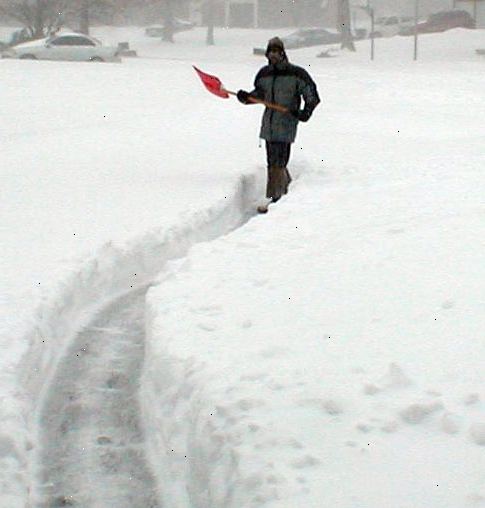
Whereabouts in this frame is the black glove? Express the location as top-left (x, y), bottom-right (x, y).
top-left (237, 90), bottom-right (250, 104)
top-left (291, 109), bottom-right (311, 122)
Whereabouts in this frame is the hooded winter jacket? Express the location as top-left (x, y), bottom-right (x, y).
top-left (246, 57), bottom-right (320, 143)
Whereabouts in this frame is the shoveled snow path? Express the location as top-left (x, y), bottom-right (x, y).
top-left (26, 173), bottom-right (264, 507)
top-left (36, 287), bottom-right (160, 508)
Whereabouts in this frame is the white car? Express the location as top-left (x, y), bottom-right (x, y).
top-left (371, 16), bottom-right (415, 38)
top-left (1, 32), bottom-right (121, 62)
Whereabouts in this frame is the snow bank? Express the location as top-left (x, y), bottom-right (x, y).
top-left (144, 164), bottom-right (485, 507)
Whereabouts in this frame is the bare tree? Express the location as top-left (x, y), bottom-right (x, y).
top-left (337, 0), bottom-right (355, 51)
top-left (205, 0), bottom-right (214, 45)
top-left (78, 0), bottom-right (89, 33)
top-left (0, 0), bottom-right (118, 39)
top-left (76, 0), bottom-right (116, 35)
top-left (161, 0), bottom-right (174, 42)
top-left (0, 0), bottom-right (66, 39)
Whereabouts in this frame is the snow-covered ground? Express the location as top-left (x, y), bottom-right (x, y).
top-left (1, 26), bottom-right (484, 507)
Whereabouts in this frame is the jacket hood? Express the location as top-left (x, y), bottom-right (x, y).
top-left (265, 36), bottom-right (288, 62)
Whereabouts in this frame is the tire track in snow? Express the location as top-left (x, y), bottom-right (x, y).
top-left (36, 287), bottom-right (160, 507)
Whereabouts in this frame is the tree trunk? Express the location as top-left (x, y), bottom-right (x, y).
top-left (337, 0), bottom-right (355, 51)
top-left (163, 0), bottom-right (174, 42)
top-left (79, 0), bottom-right (89, 35)
top-left (33, 0), bottom-right (45, 38)
top-left (206, 0), bottom-right (215, 45)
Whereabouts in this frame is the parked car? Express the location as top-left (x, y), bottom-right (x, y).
top-left (281, 27), bottom-right (343, 48)
top-left (145, 18), bottom-right (195, 37)
top-left (253, 27), bottom-right (342, 54)
top-left (370, 15), bottom-right (414, 38)
top-left (399, 9), bottom-right (475, 35)
top-left (1, 32), bottom-right (121, 62)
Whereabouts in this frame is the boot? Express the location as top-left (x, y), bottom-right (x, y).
top-left (266, 165), bottom-right (291, 202)
top-left (285, 167), bottom-right (292, 187)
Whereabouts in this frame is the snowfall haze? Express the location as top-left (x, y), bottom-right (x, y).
top-left (1, 17), bottom-right (484, 508)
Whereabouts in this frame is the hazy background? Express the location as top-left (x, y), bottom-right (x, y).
top-left (0, 0), bottom-right (480, 33)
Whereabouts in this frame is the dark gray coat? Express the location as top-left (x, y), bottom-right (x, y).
top-left (248, 61), bottom-right (320, 143)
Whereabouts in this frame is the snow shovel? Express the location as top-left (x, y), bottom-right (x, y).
top-left (193, 66), bottom-right (289, 114)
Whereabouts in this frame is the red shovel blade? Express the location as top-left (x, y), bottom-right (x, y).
top-left (193, 66), bottom-right (230, 99)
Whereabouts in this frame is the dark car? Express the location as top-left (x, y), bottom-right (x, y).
top-left (281, 28), bottom-right (343, 48)
top-left (400, 9), bottom-right (475, 35)
top-left (253, 27), bottom-right (342, 54)
top-left (145, 18), bottom-right (195, 37)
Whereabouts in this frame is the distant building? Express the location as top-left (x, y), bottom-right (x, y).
top-left (190, 0), bottom-right (338, 28)
top-left (190, 0), bottom-right (484, 30)
top-left (224, 0), bottom-right (259, 27)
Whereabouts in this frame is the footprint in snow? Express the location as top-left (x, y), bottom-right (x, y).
top-left (105, 372), bottom-right (129, 390)
top-left (469, 422), bottom-right (485, 446)
top-left (363, 363), bottom-right (412, 396)
top-left (399, 400), bottom-right (444, 424)
top-left (464, 393), bottom-right (480, 406)
top-left (196, 321), bottom-right (217, 332)
top-left (440, 412), bottom-right (462, 435)
top-left (236, 398), bottom-right (265, 411)
top-left (297, 398), bottom-right (344, 416)
top-left (345, 440), bottom-right (358, 448)
top-left (0, 435), bottom-right (19, 459)
top-left (441, 299), bottom-right (455, 309)
top-left (380, 420), bottom-right (399, 434)
top-left (467, 492), bottom-right (485, 506)
top-left (356, 423), bottom-right (374, 433)
top-left (194, 304), bottom-right (222, 316)
top-left (291, 454), bottom-right (321, 469)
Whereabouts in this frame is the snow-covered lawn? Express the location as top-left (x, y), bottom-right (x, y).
top-left (1, 26), bottom-right (484, 507)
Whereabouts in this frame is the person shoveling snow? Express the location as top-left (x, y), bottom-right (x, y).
top-left (237, 37), bottom-right (320, 211)
top-left (194, 37), bottom-right (320, 212)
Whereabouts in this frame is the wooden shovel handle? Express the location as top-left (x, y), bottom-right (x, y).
top-left (225, 90), bottom-right (289, 114)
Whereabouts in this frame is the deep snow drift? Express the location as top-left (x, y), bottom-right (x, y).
top-left (1, 25), bottom-right (484, 507)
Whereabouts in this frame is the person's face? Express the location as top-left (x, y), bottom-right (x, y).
top-left (268, 48), bottom-right (283, 65)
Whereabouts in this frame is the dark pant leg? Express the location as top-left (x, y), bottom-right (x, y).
top-left (266, 142), bottom-right (291, 168)
top-left (283, 143), bottom-right (292, 185)
top-left (265, 142), bottom-right (292, 201)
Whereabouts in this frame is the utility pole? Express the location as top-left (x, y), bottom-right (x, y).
top-left (369, 2), bottom-right (374, 61)
top-left (413, 0), bottom-right (419, 60)
top-left (163, 0), bottom-right (174, 43)
top-left (253, 0), bottom-right (258, 28)
top-left (338, 0), bottom-right (356, 51)
top-left (356, 3), bottom-right (374, 60)
top-left (206, 0), bottom-right (215, 45)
